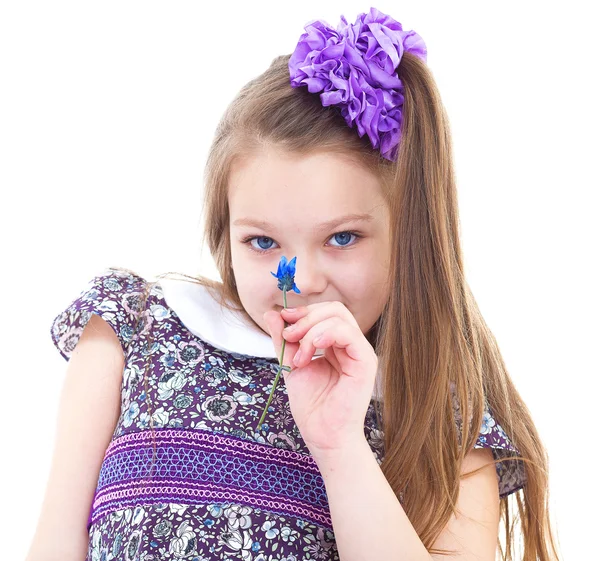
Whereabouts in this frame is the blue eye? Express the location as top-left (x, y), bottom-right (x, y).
top-left (241, 231), bottom-right (363, 254)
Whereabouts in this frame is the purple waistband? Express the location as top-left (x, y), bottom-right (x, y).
top-left (88, 428), bottom-right (332, 531)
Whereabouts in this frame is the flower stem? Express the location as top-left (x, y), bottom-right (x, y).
top-left (256, 290), bottom-right (289, 432)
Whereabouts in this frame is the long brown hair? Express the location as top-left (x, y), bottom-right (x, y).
top-left (122, 51), bottom-right (560, 560)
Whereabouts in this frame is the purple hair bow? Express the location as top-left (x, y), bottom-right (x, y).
top-left (288, 7), bottom-right (427, 161)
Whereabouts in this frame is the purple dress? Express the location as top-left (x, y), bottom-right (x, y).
top-left (50, 268), bottom-right (526, 561)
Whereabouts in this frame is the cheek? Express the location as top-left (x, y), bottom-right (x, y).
top-left (343, 270), bottom-right (381, 296)
top-left (235, 278), bottom-right (272, 307)
top-left (229, 244), bottom-right (246, 269)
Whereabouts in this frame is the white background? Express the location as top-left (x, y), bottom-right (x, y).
top-left (1, 1), bottom-right (598, 559)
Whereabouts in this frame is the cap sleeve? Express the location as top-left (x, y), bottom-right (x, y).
top-left (474, 406), bottom-right (527, 498)
top-left (50, 267), bottom-right (148, 361)
top-left (451, 383), bottom-right (527, 499)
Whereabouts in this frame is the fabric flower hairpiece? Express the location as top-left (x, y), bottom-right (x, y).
top-left (257, 256), bottom-right (301, 430)
top-left (288, 7), bottom-right (427, 161)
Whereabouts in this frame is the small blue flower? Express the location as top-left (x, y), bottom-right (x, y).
top-left (271, 256), bottom-right (301, 293)
top-left (256, 256), bottom-right (301, 431)
top-left (251, 541), bottom-right (260, 552)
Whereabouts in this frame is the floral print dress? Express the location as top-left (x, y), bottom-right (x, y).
top-left (49, 267), bottom-right (526, 561)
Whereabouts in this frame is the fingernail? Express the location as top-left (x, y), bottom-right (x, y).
top-left (293, 349), bottom-right (302, 365)
top-left (283, 307), bottom-right (296, 313)
top-left (284, 324), bottom-right (296, 332)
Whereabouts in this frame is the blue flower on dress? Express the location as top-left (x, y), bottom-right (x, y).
top-left (271, 255), bottom-right (301, 294)
top-left (208, 504), bottom-right (224, 517)
top-left (280, 525), bottom-right (300, 543)
top-left (261, 520), bottom-right (280, 539)
top-left (150, 303), bottom-right (170, 320)
top-left (123, 401), bottom-right (140, 428)
top-left (136, 411), bottom-right (150, 429)
top-left (252, 430), bottom-right (267, 444)
top-left (480, 410), bottom-right (496, 435)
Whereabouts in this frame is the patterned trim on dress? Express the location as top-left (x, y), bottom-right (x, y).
top-left (90, 428), bottom-right (333, 531)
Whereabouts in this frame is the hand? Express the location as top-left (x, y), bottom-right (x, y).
top-left (263, 302), bottom-right (377, 458)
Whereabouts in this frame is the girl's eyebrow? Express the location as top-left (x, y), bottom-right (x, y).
top-left (232, 213), bottom-right (374, 233)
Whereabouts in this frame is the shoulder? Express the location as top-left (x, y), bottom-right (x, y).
top-left (50, 266), bottom-right (151, 361)
top-left (460, 446), bottom-right (496, 475)
top-left (431, 446), bottom-right (500, 560)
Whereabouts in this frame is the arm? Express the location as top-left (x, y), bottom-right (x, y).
top-left (313, 437), bottom-right (500, 561)
top-left (25, 314), bottom-right (125, 561)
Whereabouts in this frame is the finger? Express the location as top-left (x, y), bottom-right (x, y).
top-left (295, 317), bottom-right (377, 378)
top-left (279, 306), bottom-right (309, 321)
top-left (281, 301), bottom-right (360, 344)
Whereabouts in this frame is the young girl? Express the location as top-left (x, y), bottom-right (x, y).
top-left (28, 7), bottom-right (560, 561)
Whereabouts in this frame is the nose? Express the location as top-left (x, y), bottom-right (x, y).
top-left (284, 256), bottom-right (328, 302)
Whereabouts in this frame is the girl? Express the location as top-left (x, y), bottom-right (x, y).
top-left (28, 7), bottom-right (560, 561)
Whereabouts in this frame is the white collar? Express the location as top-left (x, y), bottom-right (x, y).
top-left (158, 277), bottom-right (383, 399)
top-left (158, 277), bottom-right (279, 358)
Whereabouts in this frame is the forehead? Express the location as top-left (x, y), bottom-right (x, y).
top-left (228, 149), bottom-right (386, 219)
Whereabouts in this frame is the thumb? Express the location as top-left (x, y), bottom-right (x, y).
top-left (263, 310), bottom-right (282, 345)
top-left (263, 310), bottom-right (297, 365)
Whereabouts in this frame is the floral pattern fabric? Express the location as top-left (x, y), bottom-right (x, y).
top-left (50, 268), bottom-right (526, 560)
